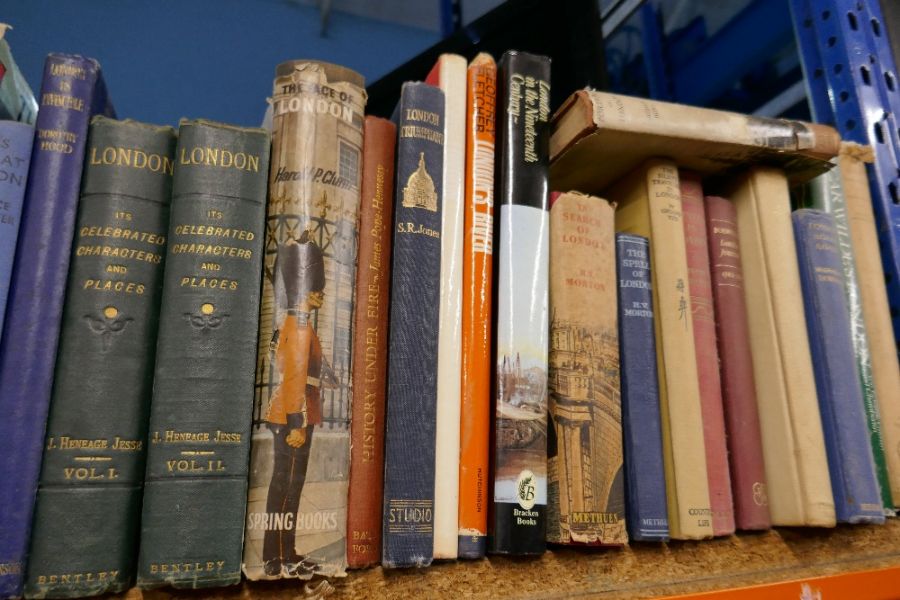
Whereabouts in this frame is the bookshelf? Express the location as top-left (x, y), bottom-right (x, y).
top-left (4, 3), bottom-right (900, 599)
top-left (129, 520), bottom-right (900, 599)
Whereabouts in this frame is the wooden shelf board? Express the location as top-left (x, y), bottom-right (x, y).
top-left (134, 518), bottom-right (900, 599)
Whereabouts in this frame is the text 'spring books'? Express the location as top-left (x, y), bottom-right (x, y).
top-left (242, 61), bottom-right (366, 581)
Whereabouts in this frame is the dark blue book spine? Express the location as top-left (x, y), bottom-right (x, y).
top-left (793, 209), bottom-right (884, 524)
top-left (0, 55), bottom-right (114, 597)
top-left (0, 121), bottom-right (33, 340)
top-left (382, 82), bottom-right (444, 568)
top-left (616, 233), bottom-right (669, 541)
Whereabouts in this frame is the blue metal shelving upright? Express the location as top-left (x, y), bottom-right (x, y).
top-left (790, 0), bottom-right (900, 350)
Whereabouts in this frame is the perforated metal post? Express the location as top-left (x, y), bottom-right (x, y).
top-left (791, 0), bottom-right (900, 350)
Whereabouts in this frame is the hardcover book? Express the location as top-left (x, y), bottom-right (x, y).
top-left (793, 209), bottom-right (884, 524)
top-left (0, 30), bottom-right (37, 124)
top-left (547, 191), bottom-right (626, 546)
top-left (346, 116), bottom-right (396, 569)
top-left (490, 50), bottom-right (551, 556)
top-left (727, 167), bottom-right (834, 527)
top-left (458, 52), bottom-right (496, 559)
top-left (608, 159), bottom-right (712, 540)
top-left (242, 61), bottom-right (366, 581)
top-left (425, 53), bottom-right (466, 560)
top-left (839, 143), bottom-right (900, 505)
top-left (616, 233), bottom-right (669, 542)
top-left (680, 173), bottom-right (735, 536)
top-left (0, 120), bottom-right (32, 339)
top-left (137, 120), bottom-right (269, 589)
top-left (25, 117), bottom-right (176, 598)
top-left (549, 90), bottom-right (839, 194)
top-left (0, 54), bottom-right (114, 598)
top-left (807, 165), bottom-right (893, 511)
top-left (381, 81), bottom-right (444, 568)
top-left (704, 195), bottom-right (771, 531)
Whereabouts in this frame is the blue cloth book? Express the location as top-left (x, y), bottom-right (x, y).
top-left (0, 54), bottom-right (114, 597)
top-left (381, 81), bottom-right (444, 568)
top-left (616, 233), bottom-right (669, 541)
top-left (793, 209), bottom-right (884, 524)
top-left (0, 120), bottom-right (33, 341)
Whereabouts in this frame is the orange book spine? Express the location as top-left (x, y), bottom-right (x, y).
top-left (458, 53), bottom-right (496, 559)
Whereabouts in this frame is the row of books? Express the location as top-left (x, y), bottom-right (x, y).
top-left (0, 34), bottom-right (899, 600)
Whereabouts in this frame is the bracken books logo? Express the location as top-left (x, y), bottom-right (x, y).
top-left (517, 470), bottom-right (537, 510)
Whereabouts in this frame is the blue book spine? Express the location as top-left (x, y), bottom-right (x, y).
top-left (381, 82), bottom-right (444, 568)
top-left (0, 121), bottom-right (33, 340)
top-left (616, 233), bottom-right (669, 541)
top-left (0, 54), bottom-right (114, 597)
top-left (793, 209), bottom-right (884, 524)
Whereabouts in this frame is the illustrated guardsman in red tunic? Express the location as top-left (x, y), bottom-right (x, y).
top-left (263, 232), bottom-right (325, 577)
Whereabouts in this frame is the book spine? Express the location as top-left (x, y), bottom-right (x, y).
top-left (428, 53), bottom-right (466, 560)
top-left (347, 116), bottom-right (395, 569)
top-left (0, 121), bottom-right (32, 337)
top-left (242, 61), bottom-right (366, 581)
top-left (137, 120), bottom-right (269, 589)
top-left (25, 117), bottom-right (175, 598)
top-left (840, 144), bottom-right (900, 506)
top-left (0, 54), bottom-right (112, 598)
top-left (679, 173), bottom-right (735, 536)
top-left (489, 50), bottom-right (550, 556)
top-left (704, 195), bottom-right (771, 531)
top-left (731, 167), bottom-right (834, 526)
top-left (793, 209), bottom-right (884, 524)
top-left (616, 233), bottom-right (669, 542)
top-left (547, 192), bottom-right (626, 546)
top-left (458, 53), bottom-right (496, 559)
top-left (808, 167), bottom-right (894, 511)
top-left (382, 81), bottom-right (444, 568)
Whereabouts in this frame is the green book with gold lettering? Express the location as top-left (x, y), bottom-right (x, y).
top-left (136, 119), bottom-right (269, 589)
top-left (24, 117), bottom-right (175, 599)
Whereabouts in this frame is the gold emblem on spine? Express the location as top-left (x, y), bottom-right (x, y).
top-left (402, 152), bottom-right (438, 212)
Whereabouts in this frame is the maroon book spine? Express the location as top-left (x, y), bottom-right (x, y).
top-left (680, 173), bottom-right (735, 536)
top-left (346, 116), bottom-right (396, 568)
top-left (704, 194), bottom-right (772, 530)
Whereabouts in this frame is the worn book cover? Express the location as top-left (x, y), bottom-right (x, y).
top-left (549, 90), bottom-right (838, 195)
top-left (425, 53), bottom-right (466, 560)
top-left (680, 173), bottom-right (734, 536)
top-left (840, 143), bottom-right (900, 506)
top-left (806, 165), bottom-right (893, 512)
top-left (490, 50), bottom-right (551, 556)
top-left (0, 54), bottom-right (114, 598)
top-left (25, 117), bottom-right (175, 598)
top-left (546, 191), bottom-right (626, 546)
top-left (0, 120), bottom-right (31, 339)
top-left (704, 195), bottom-right (771, 531)
top-left (616, 233), bottom-right (669, 542)
top-left (346, 116), bottom-right (395, 569)
top-left (458, 52), bottom-right (496, 559)
top-left (137, 120), bottom-right (269, 589)
top-left (727, 167), bottom-right (834, 527)
top-left (609, 160), bottom-right (712, 540)
top-left (793, 209), bottom-right (884, 524)
top-left (381, 81), bottom-right (444, 569)
top-left (242, 61), bottom-right (366, 581)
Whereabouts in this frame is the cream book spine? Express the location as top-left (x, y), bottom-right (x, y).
top-left (729, 167), bottom-right (835, 527)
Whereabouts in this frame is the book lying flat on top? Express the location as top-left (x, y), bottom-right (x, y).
top-left (549, 90), bottom-right (838, 195)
